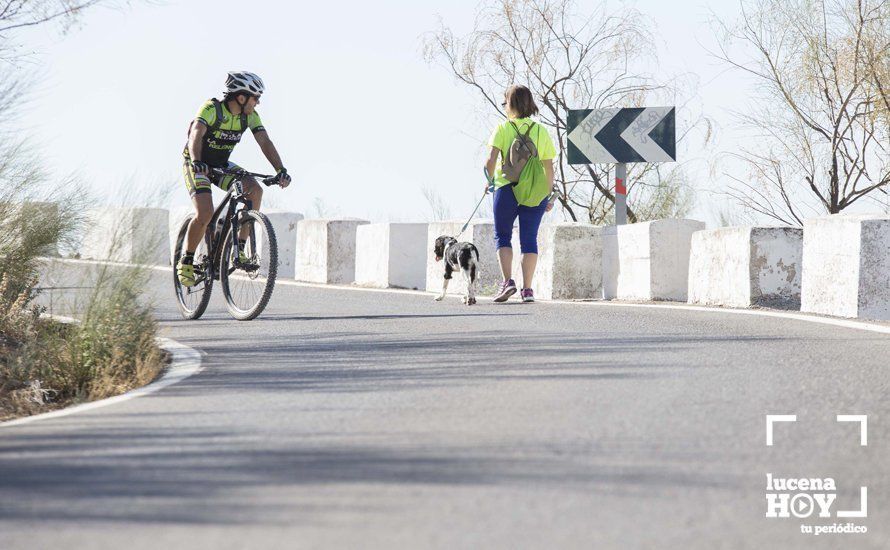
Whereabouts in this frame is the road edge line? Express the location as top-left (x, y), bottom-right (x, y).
top-left (0, 337), bottom-right (202, 429)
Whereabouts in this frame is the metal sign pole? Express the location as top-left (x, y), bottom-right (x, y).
top-left (615, 162), bottom-right (627, 225)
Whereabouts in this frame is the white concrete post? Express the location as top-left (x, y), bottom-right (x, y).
top-left (602, 218), bottom-right (705, 301)
top-left (355, 223), bottom-right (429, 289)
top-left (801, 214), bottom-right (890, 320)
top-left (688, 226), bottom-right (802, 308)
top-left (81, 207), bottom-right (170, 265)
top-left (295, 218), bottom-right (370, 284)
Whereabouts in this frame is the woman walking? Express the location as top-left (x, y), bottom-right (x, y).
top-left (484, 85), bottom-right (557, 303)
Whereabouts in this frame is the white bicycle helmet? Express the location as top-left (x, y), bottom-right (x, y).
top-left (225, 71), bottom-right (265, 97)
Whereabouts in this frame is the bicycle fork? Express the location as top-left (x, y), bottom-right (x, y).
top-left (225, 200), bottom-right (260, 271)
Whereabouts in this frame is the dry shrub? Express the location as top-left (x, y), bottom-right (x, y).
top-left (0, 147), bottom-right (165, 422)
top-left (70, 265), bottom-right (165, 400)
top-left (0, 268), bottom-right (166, 421)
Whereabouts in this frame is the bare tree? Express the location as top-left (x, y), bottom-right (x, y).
top-left (713, 0), bottom-right (890, 225)
top-left (0, 1), bottom-right (102, 33)
top-left (0, 1), bottom-right (141, 62)
top-left (424, 0), bottom-right (705, 224)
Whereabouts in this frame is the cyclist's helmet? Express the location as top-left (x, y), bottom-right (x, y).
top-left (225, 71), bottom-right (265, 97)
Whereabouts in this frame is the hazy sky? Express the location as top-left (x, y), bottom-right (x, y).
top-left (11, 0), bottom-right (752, 225)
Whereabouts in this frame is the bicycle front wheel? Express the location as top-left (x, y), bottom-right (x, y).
top-left (173, 213), bottom-right (213, 320)
top-left (220, 210), bottom-right (278, 321)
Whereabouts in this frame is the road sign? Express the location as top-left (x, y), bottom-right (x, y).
top-left (566, 107), bottom-right (676, 164)
top-left (565, 107), bottom-right (676, 225)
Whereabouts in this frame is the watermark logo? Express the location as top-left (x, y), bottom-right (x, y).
top-left (764, 414), bottom-right (868, 536)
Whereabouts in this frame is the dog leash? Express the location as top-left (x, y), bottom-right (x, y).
top-left (456, 168), bottom-right (496, 239)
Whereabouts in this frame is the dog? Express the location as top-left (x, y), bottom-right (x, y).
top-left (432, 236), bottom-right (479, 305)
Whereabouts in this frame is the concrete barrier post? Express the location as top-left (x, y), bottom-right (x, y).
top-left (602, 218), bottom-right (705, 301)
top-left (541, 223), bottom-right (604, 300)
top-left (81, 207), bottom-right (169, 265)
top-left (14, 202), bottom-right (62, 257)
top-left (262, 210), bottom-right (304, 279)
top-left (801, 214), bottom-right (890, 320)
top-left (355, 223), bottom-right (428, 289)
top-left (688, 226), bottom-right (802, 308)
top-left (295, 218), bottom-right (369, 284)
top-left (510, 223), bottom-right (603, 299)
top-left (167, 206), bottom-right (194, 265)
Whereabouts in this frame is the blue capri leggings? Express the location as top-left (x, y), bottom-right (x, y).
top-left (493, 185), bottom-right (548, 254)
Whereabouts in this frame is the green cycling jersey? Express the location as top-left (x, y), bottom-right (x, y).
top-left (183, 99), bottom-right (266, 167)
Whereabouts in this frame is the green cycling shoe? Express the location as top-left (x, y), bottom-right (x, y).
top-left (237, 249), bottom-right (260, 272)
top-left (177, 260), bottom-right (196, 287)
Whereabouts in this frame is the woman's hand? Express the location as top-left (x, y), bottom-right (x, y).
top-left (484, 147), bottom-right (499, 194)
top-left (545, 190), bottom-right (557, 212)
top-left (543, 160), bottom-right (555, 211)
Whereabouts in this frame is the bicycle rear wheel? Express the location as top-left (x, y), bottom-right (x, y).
top-left (173, 214), bottom-right (213, 320)
top-left (220, 210), bottom-right (277, 321)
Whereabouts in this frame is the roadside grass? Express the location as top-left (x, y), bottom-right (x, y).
top-left (0, 144), bottom-right (168, 422)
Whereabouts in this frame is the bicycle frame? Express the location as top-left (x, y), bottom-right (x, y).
top-left (204, 180), bottom-right (253, 280)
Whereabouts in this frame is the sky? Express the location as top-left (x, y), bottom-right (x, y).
top-left (9, 0), bottom-right (756, 226)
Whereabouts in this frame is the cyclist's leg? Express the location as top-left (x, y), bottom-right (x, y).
top-left (186, 194), bottom-right (214, 251)
top-left (238, 173), bottom-right (263, 241)
top-left (216, 161), bottom-right (239, 195)
top-left (183, 159), bottom-right (214, 253)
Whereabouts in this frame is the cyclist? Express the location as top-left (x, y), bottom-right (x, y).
top-left (178, 71), bottom-right (291, 287)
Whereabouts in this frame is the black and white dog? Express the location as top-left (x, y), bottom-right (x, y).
top-left (432, 236), bottom-right (479, 305)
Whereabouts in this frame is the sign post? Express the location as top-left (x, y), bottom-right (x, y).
top-left (615, 162), bottom-right (627, 226)
top-left (566, 107), bottom-right (676, 225)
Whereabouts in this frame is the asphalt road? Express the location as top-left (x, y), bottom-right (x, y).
top-left (1, 261), bottom-right (889, 549)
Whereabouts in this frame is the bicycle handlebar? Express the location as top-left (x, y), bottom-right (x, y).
top-left (209, 167), bottom-right (280, 187)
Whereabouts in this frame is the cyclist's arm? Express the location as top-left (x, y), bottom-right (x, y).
top-left (253, 130), bottom-right (283, 172)
top-left (188, 122), bottom-right (207, 161)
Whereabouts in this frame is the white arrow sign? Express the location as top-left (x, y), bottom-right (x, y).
top-left (566, 107), bottom-right (619, 164)
top-left (620, 107), bottom-right (675, 163)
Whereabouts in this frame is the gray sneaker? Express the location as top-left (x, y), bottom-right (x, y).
top-left (493, 279), bottom-right (517, 302)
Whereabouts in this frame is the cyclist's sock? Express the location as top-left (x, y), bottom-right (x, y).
top-left (181, 252), bottom-right (194, 265)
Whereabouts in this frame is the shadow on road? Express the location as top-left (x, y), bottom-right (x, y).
top-left (165, 331), bottom-right (790, 395)
top-left (0, 420), bottom-right (745, 527)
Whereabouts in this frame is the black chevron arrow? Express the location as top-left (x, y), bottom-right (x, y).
top-left (648, 108), bottom-right (676, 160)
top-left (594, 108), bottom-right (645, 163)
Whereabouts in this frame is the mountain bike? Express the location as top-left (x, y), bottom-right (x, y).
top-left (172, 167), bottom-right (280, 321)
